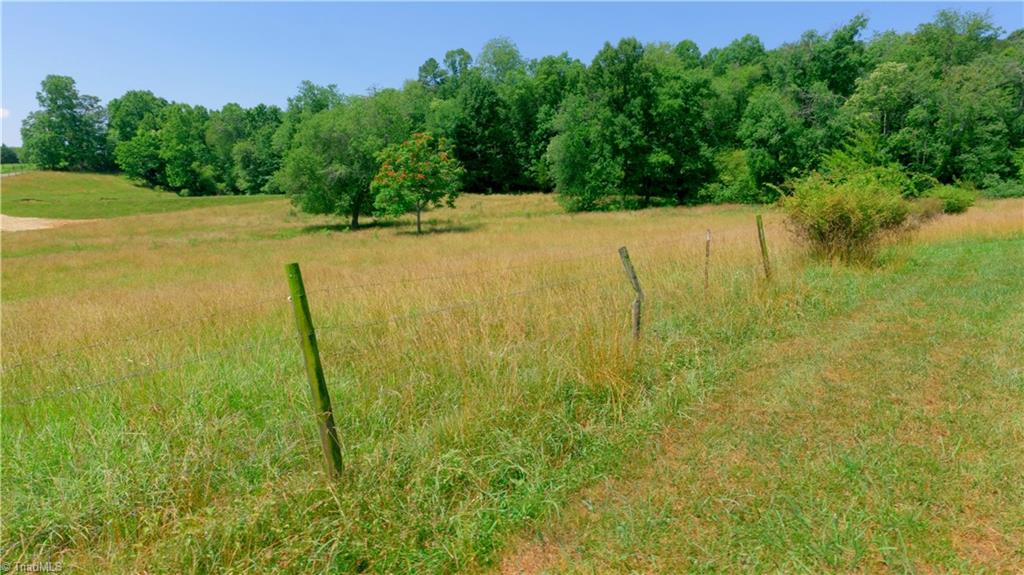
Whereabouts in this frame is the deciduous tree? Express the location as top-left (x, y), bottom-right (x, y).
top-left (372, 132), bottom-right (464, 233)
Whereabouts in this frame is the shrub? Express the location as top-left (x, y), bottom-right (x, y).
top-left (908, 197), bottom-right (945, 225)
top-left (979, 177), bottom-right (1024, 199)
top-left (926, 185), bottom-right (975, 213)
top-left (783, 171), bottom-right (909, 263)
top-left (819, 143), bottom-right (916, 197)
top-left (909, 172), bottom-right (941, 196)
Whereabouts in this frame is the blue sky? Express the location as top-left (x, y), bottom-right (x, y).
top-left (2, 2), bottom-right (1022, 146)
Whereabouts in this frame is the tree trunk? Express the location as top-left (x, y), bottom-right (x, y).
top-left (350, 210), bottom-right (359, 229)
top-left (416, 205), bottom-right (422, 234)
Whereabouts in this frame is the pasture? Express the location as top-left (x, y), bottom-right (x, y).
top-left (1, 177), bottom-right (1022, 572)
top-left (0, 171), bottom-right (276, 219)
top-left (0, 163), bottom-right (36, 175)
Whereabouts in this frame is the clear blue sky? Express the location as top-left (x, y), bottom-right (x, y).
top-left (2, 2), bottom-right (1022, 146)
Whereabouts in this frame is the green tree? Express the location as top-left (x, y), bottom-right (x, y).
top-left (444, 71), bottom-right (518, 192)
top-left (845, 16), bottom-right (1021, 186)
top-left (205, 103), bottom-right (248, 192)
top-left (372, 132), bottom-right (464, 233)
top-left (158, 104), bottom-right (216, 195)
top-left (418, 57), bottom-right (448, 90)
top-left (767, 16), bottom-right (867, 97)
top-left (644, 44), bottom-right (716, 203)
top-left (739, 86), bottom-right (807, 189)
top-left (550, 38), bottom-right (716, 209)
top-left (272, 81), bottom-right (344, 156)
top-left (673, 40), bottom-right (702, 68)
top-left (115, 119), bottom-right (166, 188)
top-left (525, 53), bottom-right (586, 188)
top-left (477, 37), bottom-right (526, 83)
top-left (444, 49), bottom-right (474, 78)
top-left (547, 94), bottom-right (623, 211)
top-left (232, 104), bottom-right (283, 194)
top-left (20, 75), bottom-right (111, 171)
top-left (277, 90), bottom-right (412, 227)
top-left (441, 48), bottom-right (474, 97)
top-left (0, 144), bottom-right (19, 164)
top-left (705, 63), bottom-right (765, 148)
top-left (912, 10), bottom-right (1001, 71)
top-left (704, 34), bottom-right (766, 75)
top-left (585, 38), bottom-right (658, 204)
top-left (107, 90), bottom-right (167, 147)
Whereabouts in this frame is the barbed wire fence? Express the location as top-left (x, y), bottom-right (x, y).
top-left (2, 218), bottom-right (775, 485)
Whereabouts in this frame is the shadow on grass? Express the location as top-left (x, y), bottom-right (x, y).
top-left (299, 219), bottom-right (405, 234)
top-left (300, 219), bottom-right (482, 236)
top-left (395, 222), bottom-right (483, 236)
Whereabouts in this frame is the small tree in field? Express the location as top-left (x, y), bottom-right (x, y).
top-left (372, 133), bottom-right (464, 233)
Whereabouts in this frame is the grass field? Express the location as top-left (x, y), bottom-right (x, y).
top-left (0, 163), bottom-right (36, 175)
top-left (497, 235), bottom-right (1024, 573)
top-left (1, 174), bottom-right (1022, 573)
top-left (0, 171), bottom-right (277, 219)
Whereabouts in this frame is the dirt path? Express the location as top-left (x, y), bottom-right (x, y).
top-left (496, 238), bottom-right (1024, 573)
top-left (0, 214), bottom-right (96, 232)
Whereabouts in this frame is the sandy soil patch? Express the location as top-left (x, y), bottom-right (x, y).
top-left (0, 214), bottom-right (96, 232)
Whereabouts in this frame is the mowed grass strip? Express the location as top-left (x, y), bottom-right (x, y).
top-left (496, 235), bottom-right (1024, 574)
top-left (0, 171), bottom-right (278, 219)
top-left (1, 163), bottom-right (36, 175)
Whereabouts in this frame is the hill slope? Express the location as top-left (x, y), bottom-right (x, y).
top-left (0, 171), bottom-right (278, 219)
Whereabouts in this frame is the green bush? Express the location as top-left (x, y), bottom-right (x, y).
top-left (926, 185), bottom-right (975, 213)
top-left (818, 143), bottom-right (916, 197)
top-left (783, 171), bottom-right (910, 263)
top-left (909, 172), bottom-right (941, 196)
top-left (979, 177), bottom-right (1024, 199)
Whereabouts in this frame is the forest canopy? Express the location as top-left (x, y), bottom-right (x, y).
top-left (19, 10), bottom-right (1024, 219)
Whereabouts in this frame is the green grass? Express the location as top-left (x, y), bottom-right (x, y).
top-left (0, 171), bottom-right (279, 219)
top-left (1, 163), bottom-right (36, 174)
top-left (499, 236), bottom-right (1024, 573)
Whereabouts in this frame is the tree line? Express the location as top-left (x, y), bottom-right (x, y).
top-left (18, 10), bottom-right (1024, 222)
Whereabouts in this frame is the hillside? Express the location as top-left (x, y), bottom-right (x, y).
top-left (0, 171), bottom-right (278, 220)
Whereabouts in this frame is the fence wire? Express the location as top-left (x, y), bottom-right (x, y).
top-left (3, 231), bottom-right (721, 410)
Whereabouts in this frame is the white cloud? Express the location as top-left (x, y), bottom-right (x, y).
top-left (0, 108), bottom-right (9, 119)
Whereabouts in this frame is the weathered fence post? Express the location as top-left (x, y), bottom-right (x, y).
top-left (756, 214), bottom-right (771, 281)
top-left (618, 246), bottom-right (644, 340)
top-left (704, 229), bottom-right (712, 295)
top-left (285, 262), bottom-right (344, 480)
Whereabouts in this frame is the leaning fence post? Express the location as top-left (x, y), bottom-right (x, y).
top-left (285, 262), bottom-right (344, 480)
top-left (704, 229), bottom-right (712, 295)
top-left (756, 214), bottom-right (771, 281)
top-left (618, 246), bottom-right (644, 340)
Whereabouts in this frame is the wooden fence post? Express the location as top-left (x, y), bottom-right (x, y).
top-left (704, 229), bottom-right (711, 295)
top-left (756, 214), bottom-right (771, 281)
top-left (285, 262), bottom-right (344, 480)
top-left (618, 246), bottom-right (644, 340)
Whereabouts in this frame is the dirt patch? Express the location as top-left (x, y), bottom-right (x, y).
top-left (0, 214), bottom-right (97, 232)
top-left (499, 538), bottom-right (567, 575)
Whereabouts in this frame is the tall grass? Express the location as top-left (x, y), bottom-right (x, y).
top-left (2, 193), bottom-right (1022, 572)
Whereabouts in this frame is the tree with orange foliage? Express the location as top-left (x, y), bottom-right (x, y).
top-left (372, 133), bottom-right (464, 233)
